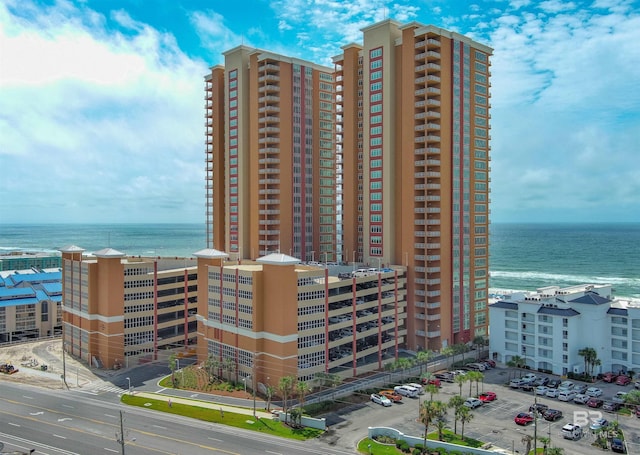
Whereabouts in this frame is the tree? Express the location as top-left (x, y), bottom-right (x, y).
top-left (221, 357), bottom-right (235, 383)
top-left (169, 354), bottom-right (179, 387)
top-left (506, 355), bottom-right (525, 380)
top-left (473, 335), bottom-right (487, 359)
top-left (471, 371), bottom-right (484, 395)
top-left (441, 346), bottom-right (455, 364)
top-left (623, 389), bottom-right (640, 406)
top-left (521, 434), bottom-right (533, 455)
top-left (578, 347), bottom-right (598, 376)
top-left (591, 358), bottom-right (602, 377)
top-left (425, 383), bottom-right (439, 401)
top-left (538, 436), bottom-right (550, 454)
top-left (289, 407), bottom-right (302, 427)
top-left (278, 376), bottom-right (295, 424)
top-left (454, 374), bottom-right (467, 397)
top-left (416, 349), bottom-right (434, 375)
top-left (204, 355), bottom-right (220, 384)
top-left (295, 381), bottom-right (310, 414)
top-left (420, 400), bottom-right (446, 448)
top-left (458, 405), bottom-right (473, 440)
top-left (435, 414), bottom-right (447, 441)
top-left (265, 384), bottom-right (274, 412)
top-left (448, 395), bottom-right (465, 435)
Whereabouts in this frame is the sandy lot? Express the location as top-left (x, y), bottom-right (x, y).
top-left (0, 339), bottom-right (100, 389)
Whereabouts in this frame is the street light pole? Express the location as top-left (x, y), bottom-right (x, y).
top-left (126, 377), bottom-right (131, 395)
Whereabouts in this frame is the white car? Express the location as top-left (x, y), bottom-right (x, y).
top-left (370, 393), bottom-right (392, 407)
top-left (612, 391), bottom-right (628, 403)
top-left (586, 387), bottom-right (603, 397)
top-left (522, 373), bottom-right (537, 382)
top-left (562, 423), bottom-right (583, 440)
top-left (558, 390), bottom-right (577, 402)
top-left (535, 386), bottom-right (549, 396)
top-left (546, 388), bottom-right (560, 398)
top-left (464, 398), bottom-right (483, 409)
top-left (510, 378), bottom-right (526, 388)
top-left (574, 393), bottom-right (590, 404)
top-left (558, 380), bottom-right (575, 390)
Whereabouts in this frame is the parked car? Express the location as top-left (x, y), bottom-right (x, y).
top-left (603, 401), bottom-right (622, 412)
top-left (379, 390), bottom-right (402, 402)
top-left (562, 423), bottom-right (583, 440)
top-left (635, 381), bottom-right (640, 390)
top-left (574, 384), bottom-right (588, 394)
top-left (521, 381), bottom-right (535, 391)
top-left (407, 383), bottom-right (425, 395)
top-left (587, 398), bottom-right (604, 408)
top-left (543, 409), bottom-right (563, 421)
top-left (545, 388), bottom-right (560, 398)
top-left (435, 372), bottom-right (454, 382)
top-left (603, 372), bottom-right (618, 383)
top-left (478, 391), bottom-right (497, 402)
top-left (558, 390), bottom-right (577, 402)
top-left (558, 380), bottom-right (575, 390)
top-left (535, 386), bottom-right (550, 396)
top-left (589, 418), bottom-right (609, 431)
top-left (616, 375), bottom-right (631, 386)
top-left (514, 412), bottom-right (534, 425)
top-left (394, 385), bottom-right (419, 398)
top-left (529, 403), bottom-right (549, 415)
top-left (464, 398), bottom-right (483, 409)
top-left (547, 378), bottom-right (561, 388)
top-left (510, 378), bottom-right (526, 388)
top-left (370, 393), bottom-right (392, 407)
top-left (574, 393), bottom-right (590, 404)
top-left (522, 373), bottom-right (537, 383)
top-left (421, 377), bottom-right (441, 387)
top-left (612, 391), bottom-right (628, 403)
top-left (586, 387), bottom-right (603, 397)
top-left (533, 377), bottom-right (550, 386)
top-left (480, 358), bottom-right (496, 367)
top-left (467, 362), bottom-right (486, 371)
top-left (611, 438), bottom-right (625, 453)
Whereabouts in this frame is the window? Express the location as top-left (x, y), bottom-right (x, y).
top-left (370, 48), bottom-right (382, 59)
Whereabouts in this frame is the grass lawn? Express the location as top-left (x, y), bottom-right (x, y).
top-left (120, 394), bottom-right (322, 440)
top-left (357, 438), bottom-right (402, 454)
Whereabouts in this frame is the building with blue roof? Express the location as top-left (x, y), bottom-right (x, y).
top-left (0, 269), bottom-right (62, 343)
top-left (489, 283), bottom-right (640, 376)
top-left (0, 250), bottom-right (62, 271)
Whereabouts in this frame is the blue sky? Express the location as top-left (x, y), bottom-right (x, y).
top-left (1, 0), bottom-right (639, 224)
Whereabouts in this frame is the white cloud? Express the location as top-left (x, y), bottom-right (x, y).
top-left (0, 0), bottom-right (208, 223)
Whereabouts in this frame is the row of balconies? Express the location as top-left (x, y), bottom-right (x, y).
top-left (415, 99), bottom-right (442, 108)
top-left (258, 106), bottom-right (280, 114)
top-left (415, 74), bottom-right (441, 84)
top-left (258, 137), bottom-right (279, 144)
top-left (415, 87), bottom-right (441, 97)
top-left (414, 123), bottom-right (441, 133)
top-left (414, 135), bottom-right (441, 144)
top-left (415, 50), bottom-right (441, 61)
top-left (258, 95), bottom-right (280, 104)
top-left (414, 159), bottom-right (441, 168)
top-left (258, 167), bottom-right (280, 175)
top-left (415, 63), bottom-right (441, 72)
top-left (258, 229), bottom-right (280, 236)
top-left (415, 171), bottom-right (441, 179)
top-left (414, 38), bottom-right (441, 49)
top-left (258, 157), bottom-right (280, 165)
top-left (258, 85), bottom-right (280, 93)
top-left (258, 63), bottom-right (280, 73)
top-left (257, 74), bottom-right (280, 83)
top-left (414, 147), bottom-right (441, 156)
top-left (260, 147), bottom-right (280, 154)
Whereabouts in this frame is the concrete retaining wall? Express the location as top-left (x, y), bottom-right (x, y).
top-left (272, 411), bottom-right (326, 430)
top-left (368, 427), bottom-right (497, 455)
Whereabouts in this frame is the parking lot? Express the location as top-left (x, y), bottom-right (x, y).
top-left (327, 365), bottom-right (640, 454)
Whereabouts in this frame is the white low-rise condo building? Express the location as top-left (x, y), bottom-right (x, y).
top-left (489, 284), bottom-right (640, 376)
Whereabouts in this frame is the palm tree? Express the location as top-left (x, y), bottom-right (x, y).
top-left (578, 347), bottom-right (598, 377)
top-left (425, 383), bottom-right (439, 401)
top-left (591, 358), bottom-right (602, 378)
top-left (473, 335), bottom-right (487, 359)
top-left (521, 434), bottom-right (533, 455)
top-left (278, 376), bottom-right (295, 423)
top-left (204, 355), bottom-right (220, 384)
top-left (454, 374), bottom-right (467, 397)
top-left (467, 371), bottom-right (482, 396)
top-left (472, 371), bottom-right (485, 395)
top-left (265, 384), bottom-right (274, 412)
top-left (435, 414), bottom-right (447, 441)
top-left (458, 405), bottom-right (473, 440)
top-left (222, 357), bottom-right (235, 383)
top-left (441, 345), bottom-right (455, 365)
top-left (506, 355), bottom-right (525, 380)
top-left (295, 381), bottom-right (310, 414)
top-left (538, 436), bottom-right (550, 454)
top-left (448, 395), bottom-right (465, 435)
top-left (420, 400), bottom-right (442, 448)
top-left (416, 349), bottom-right (434, 375)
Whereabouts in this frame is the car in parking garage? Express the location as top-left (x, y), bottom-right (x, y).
top-left (573, 393), bottom-right (590, 404)
top-left (547, 378), bottom-right (561, 388)
top-left (546, 388), bottom-right (560, 398)
top-left (535, 386), bottom-right (549, 396)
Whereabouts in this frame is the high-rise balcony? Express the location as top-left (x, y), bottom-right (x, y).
top-left (425, 231), bottom-right (440, 237)
top-left (258, 74), bottom-right (280, 83)
top-left (260, 147), bottom-right (280, 154)
top-left (258, 85), bottom-right (280, 94)
top-left (258, 137), bottom-right (279, 144)
top-left (258, 168), bottom-right (280, 175)
top-left (258, 157), bottom-right (280, 165)
top-left (258, 95), bottom-right (280, 104)
top-left (259, 106), bottom-right (280, 114)
top-left (258, 127), bottom-right (280, 134)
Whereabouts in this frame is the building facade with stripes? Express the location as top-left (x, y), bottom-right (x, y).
top-left (205, 19), bottom-right (492, 354)
top-left (60, 246), bottom-right (198, 370)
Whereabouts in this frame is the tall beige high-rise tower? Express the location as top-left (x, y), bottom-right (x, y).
top-left (205, 47), bottom-right (337, 262)
top-left (205, 19), bottom-right (492, 352)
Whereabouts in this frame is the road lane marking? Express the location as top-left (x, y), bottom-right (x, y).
top-left (53, 434), bottom-right (67, 439)
top-left (105, 448), bottom-right (118, 453)
top-left (208, 437), bottom-right (222, 442)
top-left (152, 425), bottom-right (167, 430)
top-left (8, 422), bottom-right (20, 427)
top-left (105, 414), bottom-right (117, 418)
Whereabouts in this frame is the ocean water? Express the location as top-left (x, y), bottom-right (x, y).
top-left (489, 223), bottom-right (640, 299)
top-left (1, 222), bottom-right (638, 298)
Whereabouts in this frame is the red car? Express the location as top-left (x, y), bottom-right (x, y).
top-left (603, 372), bottom-right (618, 383)
top-left (616, 375), bottom-right (631, 386)
top-left (587, 398), bottom-right (604, 408)
top-left (422, 377), bottom-right (441, 387)
top-left (481, 358), bottom-right (496, 367)
top-left (515, 412), bottom-right (534, 425)
top-left (479, 391), bottom-right (497, 402)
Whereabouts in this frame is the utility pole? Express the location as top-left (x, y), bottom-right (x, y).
top-left (533, 393), bottom-right (538, 455)
top-left (62, 340), bottom-right (69, 389)
top-left (116, 410), bottom-right (126, 455)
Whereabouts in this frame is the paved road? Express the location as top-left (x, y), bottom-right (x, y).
top-left (0, 382), bottom-right (354, 455)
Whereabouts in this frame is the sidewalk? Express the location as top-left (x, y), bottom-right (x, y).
top-left (132, 391), bottom-right (275, 420)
